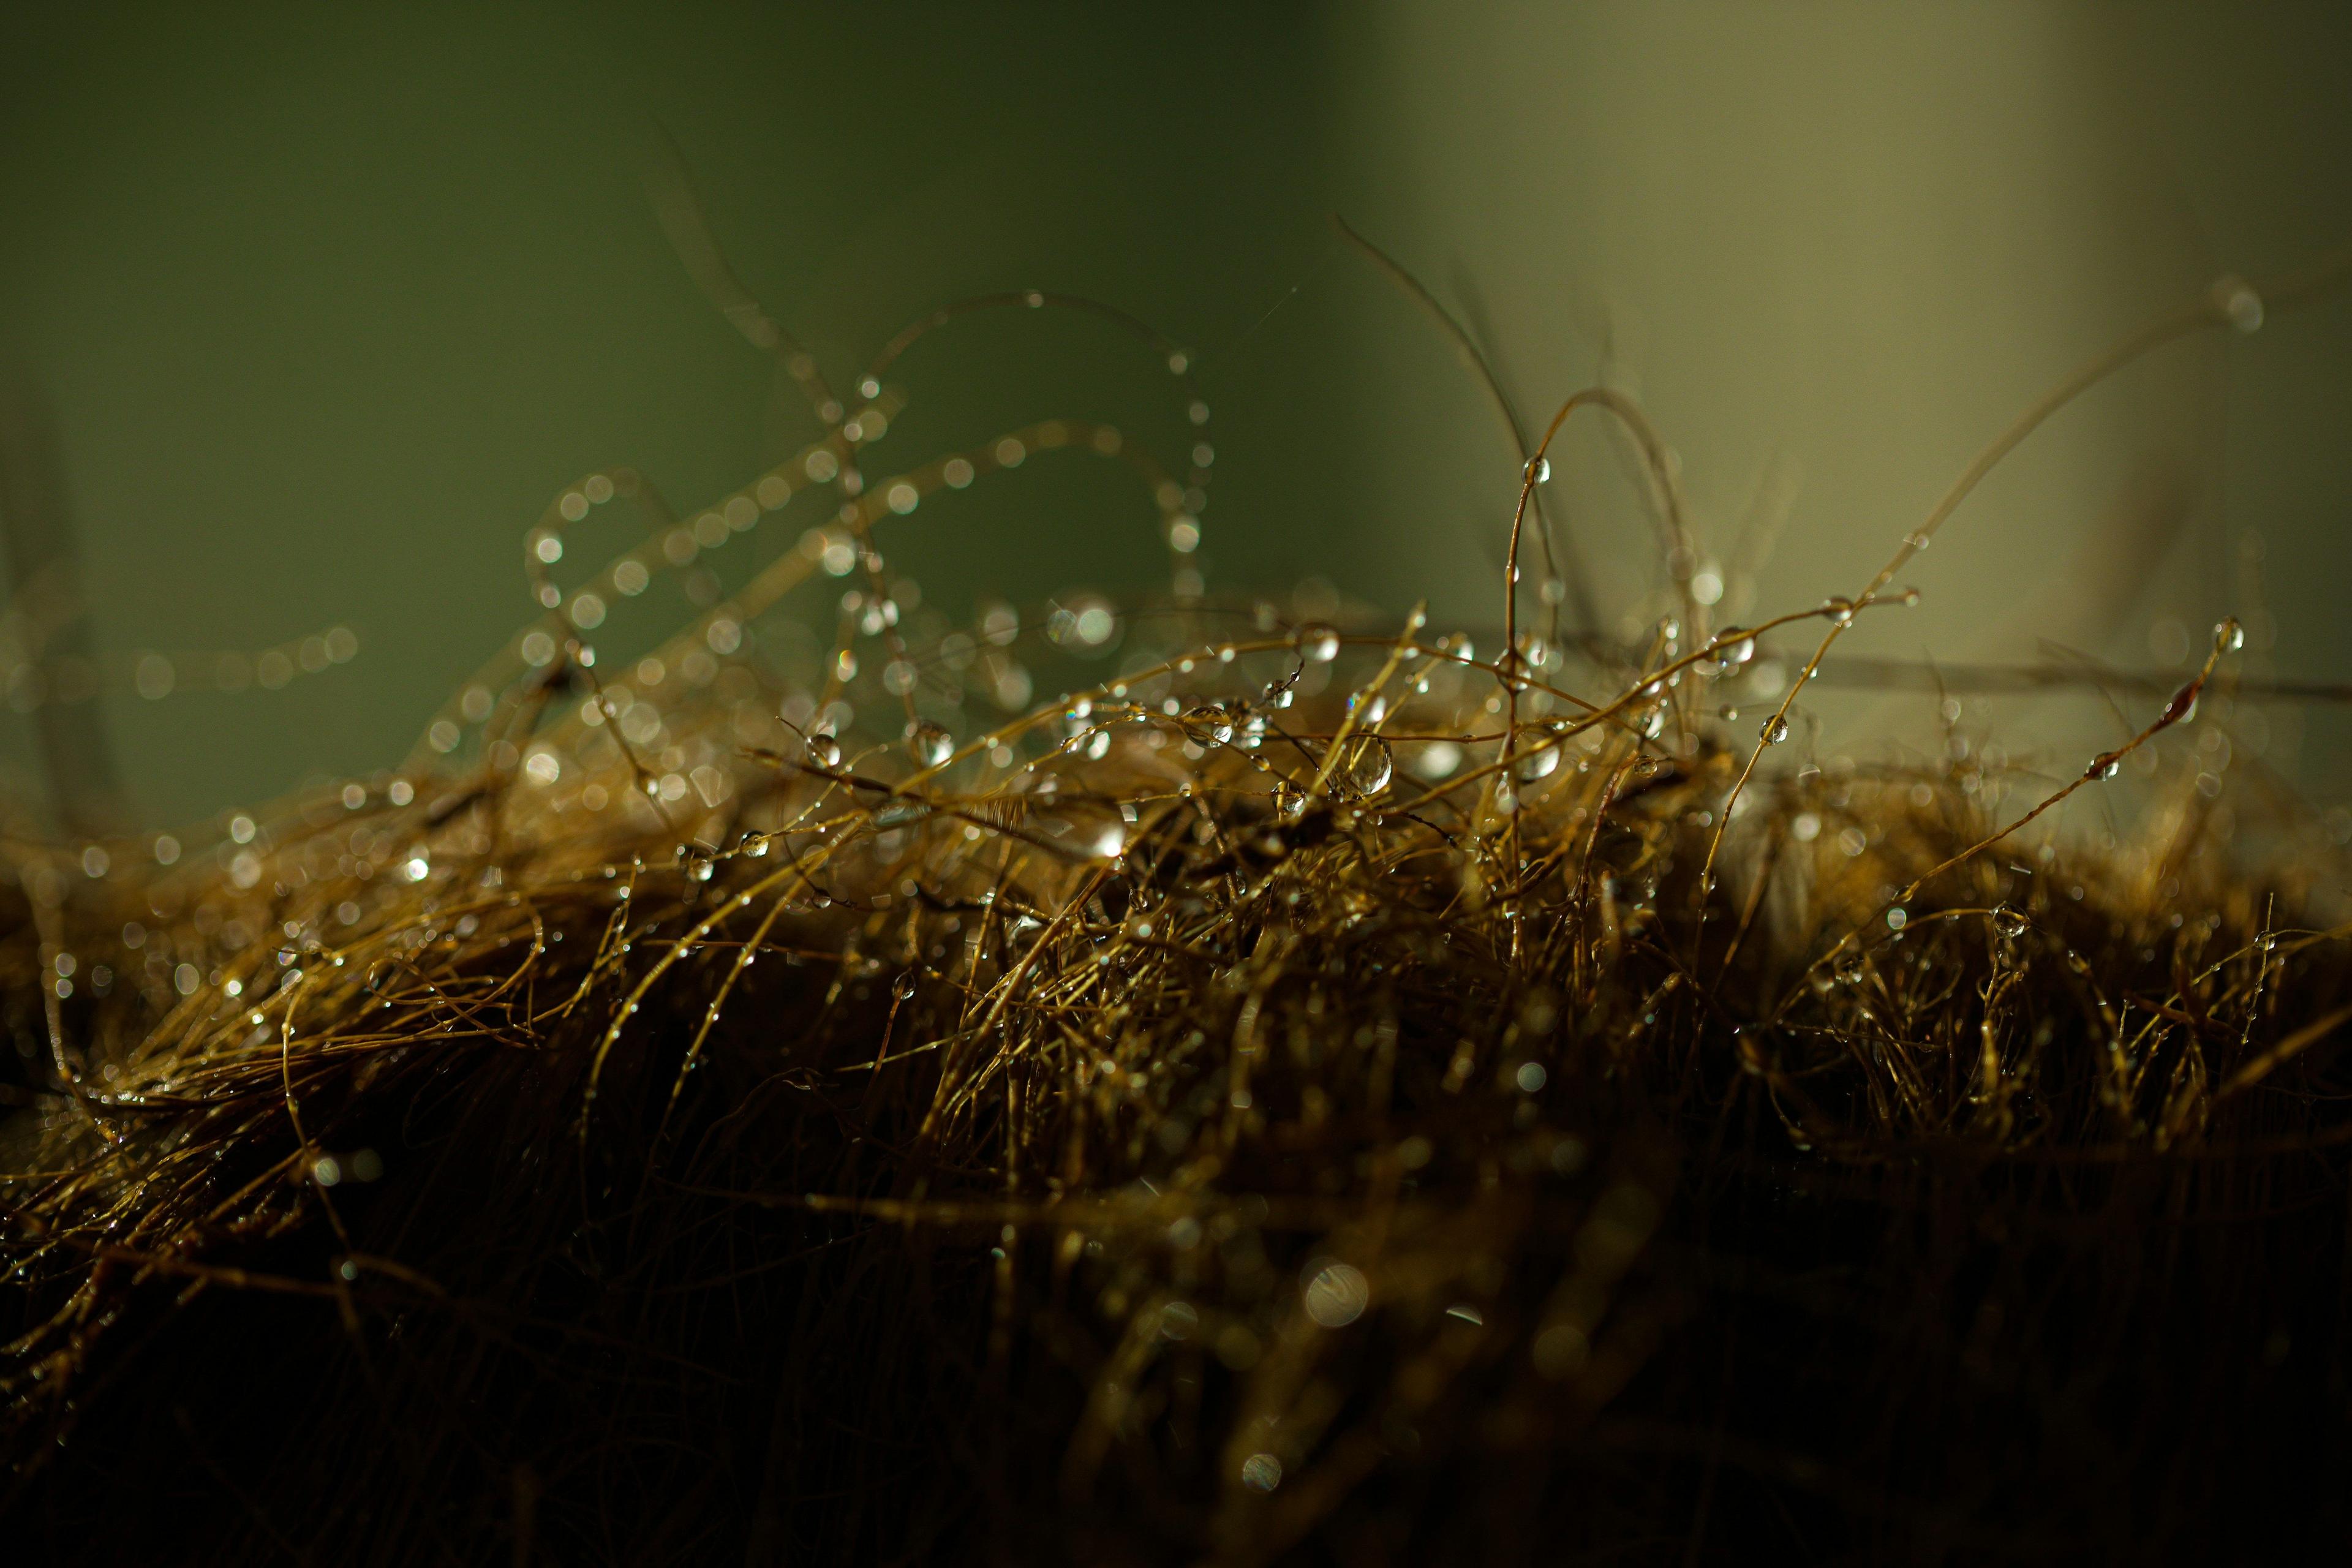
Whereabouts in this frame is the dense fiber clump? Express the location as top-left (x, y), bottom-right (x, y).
top-left (2, 595), bottom-right (2346, 1564)
top-left (6, 247), bottom-right (2352, 1562)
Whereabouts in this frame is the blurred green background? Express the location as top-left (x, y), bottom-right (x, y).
top-left (2, 2), bottom-right (2348, 828)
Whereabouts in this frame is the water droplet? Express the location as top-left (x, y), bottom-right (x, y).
top-left (1341, 735), bottom-right (1393, 796)
top-left (905, 720), bottom-right (954, 767)
top-left (1904, 530), bottom-right (1931, 551)
top-left (806, 732), bottom-right (840, 768)
top-left (1711, 627), bottom-right (1755, 670)
top-left (1183, 703), bottom-right (1235, 745)
top-left (1993, 905), bottom-right (2029, 939)
top-left (1759, 715), bottom-right (1789, 745)
top-left (1822, 597), bottom-right (1855, 627)
top-left (1294, 623), bottom-right (1341, 663)
top-left (1513, 736), bottom-right (1562, 782)
top-left (2215, 617), bottom-right (2244, 654)
top-left (2084, 755), bottom-right (2120, 782)
top-left (1526, 455), bottom-right (1551, 484)
top-left (891, 971), bottom-right (917, 1001)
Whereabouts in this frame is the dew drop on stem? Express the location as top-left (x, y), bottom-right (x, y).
top-left (906, 720), bottom-right (954, 768)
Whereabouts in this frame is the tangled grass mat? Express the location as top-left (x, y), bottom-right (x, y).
top-left (5, 225), bottom-right (2352, 1564)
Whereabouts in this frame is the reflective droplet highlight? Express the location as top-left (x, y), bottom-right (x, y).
top-left (1294, 623), bottom-right (1341, 663)
top-left (905, 720), bottom-right (954, 768)
top-left (1340, 736), bottom-right (1393, 797)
